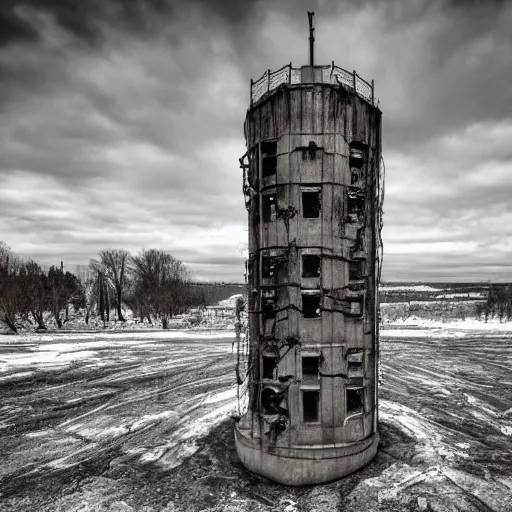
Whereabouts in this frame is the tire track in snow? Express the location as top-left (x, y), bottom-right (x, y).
top-left (0, 333), bottom-right (237, 484)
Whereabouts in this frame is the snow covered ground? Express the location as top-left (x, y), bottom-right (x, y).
top-left (380, 284), bottom-right (442, 292)
top-left (0, 327), bottom-right (511, 511)
top-left (435, 292), bottom-right (486, 299)
top-left (382, 317), bottom-right (512, 338)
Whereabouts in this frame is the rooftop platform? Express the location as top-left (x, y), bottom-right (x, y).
top-left (251, 63), bottom-right (376, 107)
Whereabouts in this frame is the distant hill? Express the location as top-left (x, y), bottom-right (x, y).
top-left (190, 282), bottom-right (246, 306)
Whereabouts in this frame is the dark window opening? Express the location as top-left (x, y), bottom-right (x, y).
top-left (350, 140), bottom-right (368, 152)
top-left (353, 226), bottom-right (365, 255)
top-left (349, 148), bottom-right (365, 168)
top-left (351, 167), bottom-right (362, 185)
top-left (302, 255), bottom-right (321, 278)
top-left (349, 260), bottom-right (363, 281)
top-left (262, 194), bottom-right (276, 222)
top-left (302, 293), bottom-right (321, 318)
top-left (302, 191), bottom-right (321, 218)
top-left (262, 256), bottom-right (276, 278)
top-left (303, 390), bottom-right (319, 422)
top-left (261, 141), bottom-right (277, 157)
top-left (349, 142), bottom-right (367, 187)
top-left (262, 156), bottom-right (277, 177)
top-left (347, 190), bottom-right (365, 221)
top-left (261, 141), bottom-right (277, 178)
top-left (261, 387), bottom-right (279, 415)
top-left (346, 388), bottom-right (363, 414)
top-left (263, 356), bottom-right (277, 380)
top-left (348, 351), bottom-right (363, 377)
top-left (262, 288), bottom-right (276, 319)
top-left (302, 356), bottom-right (319, 377)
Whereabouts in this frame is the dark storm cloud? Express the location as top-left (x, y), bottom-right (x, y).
top-left (1, 0), bottom-right (511, 281)
top-left (0, 0), bottom-right (177, 47)
top-left (367, 0), bottom-right (512, 146)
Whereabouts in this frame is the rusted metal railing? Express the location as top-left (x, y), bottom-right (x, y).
top-left (250, 62), bottom-right (375, 106)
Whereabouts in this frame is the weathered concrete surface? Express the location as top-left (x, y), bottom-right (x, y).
top-left (235, 425), bottom-right (379, 486)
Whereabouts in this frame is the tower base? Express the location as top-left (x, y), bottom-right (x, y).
top-left (234, 424), bottom-right (379, 486)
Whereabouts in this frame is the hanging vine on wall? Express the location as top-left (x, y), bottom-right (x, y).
top-left (276, 204), bottom-right (297, 238)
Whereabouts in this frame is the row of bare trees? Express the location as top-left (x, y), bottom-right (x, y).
top-left (0, 242), bottom-right (207, 333)
top-left (0, 242), bottom-right (81, 332)
top-left (476, 284), bottom-right (512, 322)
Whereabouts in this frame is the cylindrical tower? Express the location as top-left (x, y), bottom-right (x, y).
top-left (235, 61), bottom-right (383, 486)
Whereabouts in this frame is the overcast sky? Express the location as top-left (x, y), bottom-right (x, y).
top-left (1, 0), bottom-right (511, 282)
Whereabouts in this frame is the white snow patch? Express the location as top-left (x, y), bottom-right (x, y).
top-left (0, 350), bottom-right (99, 372)
top-left (0, 331), bottom-right (235, 374)
top-left (138, 386), bottom-right (238, 469)
top-left (442, 466), bottom-right (512, 512)
top-left (380, 328), bottom-right (466, 338)
top-left (380, 285), bottom-right (441, 292)
top-left (383, 317), bottom-right (512, 332)
top-left (129, 411), bottom-right (180, 432)
top-left (435, 292), bottom-right (486, 299)
top-left (380, 402), bottom-right (431, 440)
top-left (66, 423), bottom-right (131, 440)
top-left (501, 425), bottom-right (512, 436)
top-left (25, 430), bottom-right (51, 438)
top-left (0, 371), bottom-right (35, 382)
top-left (464, 393), bottom-right (477, 405)
top-left (217, 294), bottom-right (244, 308)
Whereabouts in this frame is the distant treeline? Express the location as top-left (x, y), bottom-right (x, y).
top-left (477, 284), bottom-right (512, 321)
top-left (0, 241), bottom-right (243, 333)
top-left (381, 282), bottom-right (495, 290)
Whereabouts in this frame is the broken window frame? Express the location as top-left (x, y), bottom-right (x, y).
top-left (347, 189), bottom-right (366, 222)
top-left (261, 255), bottom-right (276, 279)
top-left (301, 290), bottom-right (322, 319)
top-left (261, 386), bottom-right (281, 415)
top-left (262, 192), bottom-right (277, 223)
top-left (349, 140), bottom-right (368, 188)
top-left (301, 187), bottom-right (322, 219)
top-left (261, 287), bottom-right (277, 319)
top-left (302, 254), bottom-right (321, 278)
top-left (346, 386), bottom-right (364, 416)
top-left (347, 350), bottom-right (364, 378)
top-left (261, 140), bottom-right (278, 178)
top-left (302, 388), bottom-right (320, 423)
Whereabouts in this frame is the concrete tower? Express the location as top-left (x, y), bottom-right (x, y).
top-left (235, 16), bottom-right (384, 486)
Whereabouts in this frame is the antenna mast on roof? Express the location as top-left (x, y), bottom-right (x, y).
top-left (308, 11), bottom-right (315, 66)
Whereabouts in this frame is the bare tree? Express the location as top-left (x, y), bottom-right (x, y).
top-left (47, 265), bottom-right (81, 328)
top-left (99, 249), bottom-right (130, 322)
top-left (97, 271), bottom-right (106, 324)
top-left (0, 242), bottom-right (24, 333)
top-left (75, 264), bottom-right (97, 325)
top-left (131, 249), bottom-right (195, 328)
top-left (89, 259), bottom-right (115, 325)
top-left (21, 260), bottom-right (51, 330)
